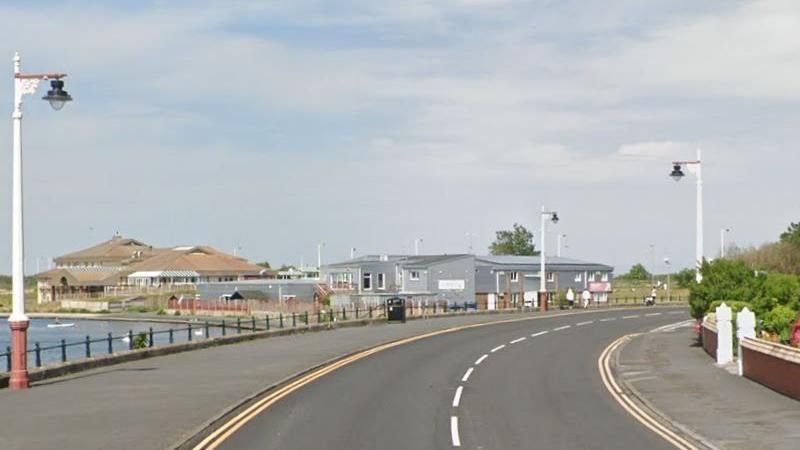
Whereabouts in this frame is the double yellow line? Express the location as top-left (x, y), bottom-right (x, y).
top-left (597, 334), bottom-right (701, 450)
top-left (192, 313), bottom-right (559, 450)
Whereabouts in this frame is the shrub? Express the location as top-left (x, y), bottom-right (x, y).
top-left (132, 332), bottom-right (149, 349)
top-left (174, 310), bottom-right (181, 316)
top-left (689, 259), bottom-right (763, 319)
top-left (156, 308), bottom-right (167, 316)
top-left (706, 300), bottom-right (752, 315)
top-left (762, 305), bottom-right (798, 343)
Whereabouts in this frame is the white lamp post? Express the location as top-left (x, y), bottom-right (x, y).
top-left (414, 238), bottom-right (423, 256)
top-left (465, 232), bottom-right (476, 254)
top-left (670, 148), bottom-right (704, 283)
top-left (663, 257), bottom-right (671, 301)
top-left (539, 206), bottom-right (559, 312)
top-left (317, 242), bottom-right (325, 270)
top-left (720, 228), bottom-right (731, 258)
top-left (556, 234), bottom-right (566, 257)
top-left (9, 52), bottom-right (72, 390)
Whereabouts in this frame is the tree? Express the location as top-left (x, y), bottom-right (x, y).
top-left (780, 222), bottom-right (800, 247)
top-left (673, 268), bottom-right (696, 288)
top-left (619, 263), bottom-right (650, 281)
top-left (689, 259), bottom-right (763, 319)
top-left (256, 261), bottom-right (271, 269)
top-left (489, 224), bottom-right (536, 256)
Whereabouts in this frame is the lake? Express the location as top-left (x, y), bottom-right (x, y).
top-left (0, 318), bottom-right (228, 369)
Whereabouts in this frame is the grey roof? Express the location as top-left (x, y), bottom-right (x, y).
top-left (402, 254), bottom-right (471, 268)
top-left (476, 255), bottom-right (613, 271)
top-left (323, 254), bottom-right (470, 269)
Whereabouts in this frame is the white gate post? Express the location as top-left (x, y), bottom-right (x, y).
top-left (716, 303), bottom-right (733, 365)
top-left (736, 307), bottom-right (756, 375)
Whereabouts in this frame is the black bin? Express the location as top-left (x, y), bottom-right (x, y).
top-left (386, 297), bottom-right (406, 323)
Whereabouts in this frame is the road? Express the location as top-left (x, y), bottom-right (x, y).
top-left (214, 308), bottom-right (687, 450)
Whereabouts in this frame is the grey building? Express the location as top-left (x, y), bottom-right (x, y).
top-left (197, 279), bottom-right (322, 304)
top-left (475, 255), bottom-right (613, 309)
top-left (321, 254), bottom-right (474, 307)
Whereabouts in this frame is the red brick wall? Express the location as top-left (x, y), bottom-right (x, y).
top-left (742, 340), bottom-right (800, 400)
top-left (702, 323), bottom-right (717, 359)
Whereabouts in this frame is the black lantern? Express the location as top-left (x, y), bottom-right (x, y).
top-left (42, 79), bottom-right (72, 111)
top-left (670, 164), bottom-right (684, 182)
top-left (551, 212), bottom-right (559, 224)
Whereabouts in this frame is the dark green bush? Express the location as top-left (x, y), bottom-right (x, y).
top-left (762, 305), bottom-right (798, 343)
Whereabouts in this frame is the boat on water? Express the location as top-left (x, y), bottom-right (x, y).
top-left (47, 323), bottom-right (76, 328)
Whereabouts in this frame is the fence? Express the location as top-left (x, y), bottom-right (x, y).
top-left (0, 301), bottom-right (484, 373)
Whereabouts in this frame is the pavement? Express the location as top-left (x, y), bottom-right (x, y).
top-left (617, 325), bottom-right (800, 450)
top-left (0, 306), bottom-right (684, 450)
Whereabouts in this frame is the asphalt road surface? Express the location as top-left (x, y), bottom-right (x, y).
top-left (217, 308), bottom-right (687, 450)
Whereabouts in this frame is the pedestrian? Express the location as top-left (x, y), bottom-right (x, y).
top-left (566, 288), bottom-right (575, 309)
top-left (582, 289), bottom-right (591, 308)
top-left (650, 287), bottom-right (657, 304)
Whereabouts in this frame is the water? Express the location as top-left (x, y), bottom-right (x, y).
top-left (0, 318), bottom-right (231, 369)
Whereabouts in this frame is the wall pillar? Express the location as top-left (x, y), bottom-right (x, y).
top-left (716, 303), bottom-right (733, 365)
top-left (736, 307), bottom-right (756, 375)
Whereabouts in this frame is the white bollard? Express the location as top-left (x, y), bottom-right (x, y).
top-left (736, 307), bottom-right (756, 376)
top-left (716, 303), bottom-right (733, 365)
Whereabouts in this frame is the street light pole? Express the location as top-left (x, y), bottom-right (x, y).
top-left (720, 228), bottom-right (731, 258)
top-left (414, 238), bottom-right (423, 256)
top-left (670, 148), bottom-right (704, 283)
top-left (539, 206), bottom-right (559, 312)
top-left (557, 234), bottom-right (566, 257)
top-left (317, 242), bottom-right (325, 269)
top-left (9, 52), bottom-right (72, 390)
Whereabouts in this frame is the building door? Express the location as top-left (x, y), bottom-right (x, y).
top-left (487, 293), bottom-right (496, 310)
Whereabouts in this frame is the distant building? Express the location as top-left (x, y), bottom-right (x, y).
top-left (36, 234), bottom-right (266, 303)
top-left (321, 254), bottom-right (613, 309)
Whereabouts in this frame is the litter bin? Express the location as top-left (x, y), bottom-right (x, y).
top-left (386, 297), bottom-right (406, 323)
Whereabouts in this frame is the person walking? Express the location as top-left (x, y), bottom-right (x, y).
top-left (566, 288), bottom-right (575, 309)
top-left (581, 288), bottom-right (591, 308)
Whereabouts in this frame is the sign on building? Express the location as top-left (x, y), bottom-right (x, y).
top-left (438, 279), bottom-right (466, 290)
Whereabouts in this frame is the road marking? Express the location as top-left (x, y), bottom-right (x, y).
top-left (461, 367), bottom-right (474, 382)
top-left (622, 315), bottom-right (640, 319)
top-left (576, 321), bottom-right (594, 326)
top-left (598, 330), bottom-right (700, 450)
top-left (645, 313), bottom-right (662, 317)
top-left (553, 325), bottom-right (571, 331)
top-left (191, 307), bottom-right (663, 450)
top-left (451, 416), bottom-right (461, 447)
top-left (510, 337), bottom-right (526, 344)
top-left (491, 344), bottom-right (506, 353)
top-left (452, 386), bottom-right (464, 407)
top-left (474, 354), bottom-right (488, 365)
top-left (668, 311), bottom-right (685, 315)
top-left (600, 318), bottom-right (616, 322)
top-left (531, 331), bottom-right (548, 337)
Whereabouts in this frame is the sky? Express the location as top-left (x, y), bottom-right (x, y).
top-left (0, 0), bottom-right (799, 275)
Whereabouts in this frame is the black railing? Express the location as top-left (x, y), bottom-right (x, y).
top-left (0, 302), bottom-right (493, 373)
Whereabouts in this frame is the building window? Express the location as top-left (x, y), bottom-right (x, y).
top-left (601, 272), bottom-right (609, 282)
top-left (512, 293), bottom-right (520, 305)
top-left (510, 271), bottom-right (519, 282)
top-left (410, 271), bottom-right (420, 280)
top-left (377, 273), bottom-right (386, 290)
top-left (594, 272), bottom-right (602, 282)
top-left (547, 272), bottom-right (555, 282)
top-left (588, 272), bottom-right (596, 282)
top-left (363, 273), bottom-right (372, 290)
top-left (574, 273), bottom-right (582, 282)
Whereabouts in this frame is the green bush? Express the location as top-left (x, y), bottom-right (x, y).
top-left (132, 332), bottom-right (149, 349)
top-left (689, 259), bottom-right (763, 319)
top-left (156, 308), bottom-right (167, 316)
top-left (762, 305), bottom-right (798, 343)
top-left (174, 310), bottom-right (181, 316)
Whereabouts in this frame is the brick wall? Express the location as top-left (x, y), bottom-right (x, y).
top-left (701, 320), bottom-right (717, 359)
top-left (741, 337), bottom-right (800, 400)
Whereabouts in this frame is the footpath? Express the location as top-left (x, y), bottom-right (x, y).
top-left (0, 307), bottom-right (624, 450)
top-left (617, 326), bottom-right (800, 450)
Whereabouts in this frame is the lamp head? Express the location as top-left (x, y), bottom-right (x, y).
top-left (670, 164), bottom-right (684, 182)
top-left (42, 79), bottom-right (72, 111)
top-left (550, 212), bottom-right (559, 224)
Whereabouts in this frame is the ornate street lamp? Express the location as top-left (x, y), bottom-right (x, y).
top-left (539, 207), bottom-right (559, 312)
top-left (669, 149), bottom-right (703, 283)
top-left (8, 52), bottom-right (72, 390)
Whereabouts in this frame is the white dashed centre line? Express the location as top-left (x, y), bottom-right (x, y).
top-left (576, 321), bottom-right (594, 326)
top-left (510, 337), bottom-right (526, 344)
top-left (452, 386), bottom-right (464, 407)
top-left (553, 325), bottom-right (571, 331)
top-left (531, 331), bottom-right (548, 337)
top-left (668, 311), bottom-right (684, 315)
top-left (490, 344), bottom-right (506, 353)
top-left (451, 416), bottom-right (461, 447)
top-left (474, 354), bottom-right (488, 365)
top-left (645, 313), bottom-right (662, 316)
top-left (461, 367), bottom-right (474, 382)
top-left (623, 315), bottom-right (640, 319)
top-left (600, 318), bottom-right (616, 322)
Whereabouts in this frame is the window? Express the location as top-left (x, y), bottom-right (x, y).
top-left (595, 272), bottom-right (602, 282)
top-left (512, 293), bottom-right (520, 305)
top-left (574, 273), bottom-right (582, 282)
top-left (363, 273), bottom-right (372, 290)
top-left (410, 271), bottom-right (420, 280)
top-left (510, 271), bottom-right (519, 282)
top-left (547, 272), bottom-right (555, 282)
top-left (377, 273), bottom-right (386, 290)
top-left (588, 272), bottom-right (596, 282)
top-left (601, 272), bottom-right (609, 282)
